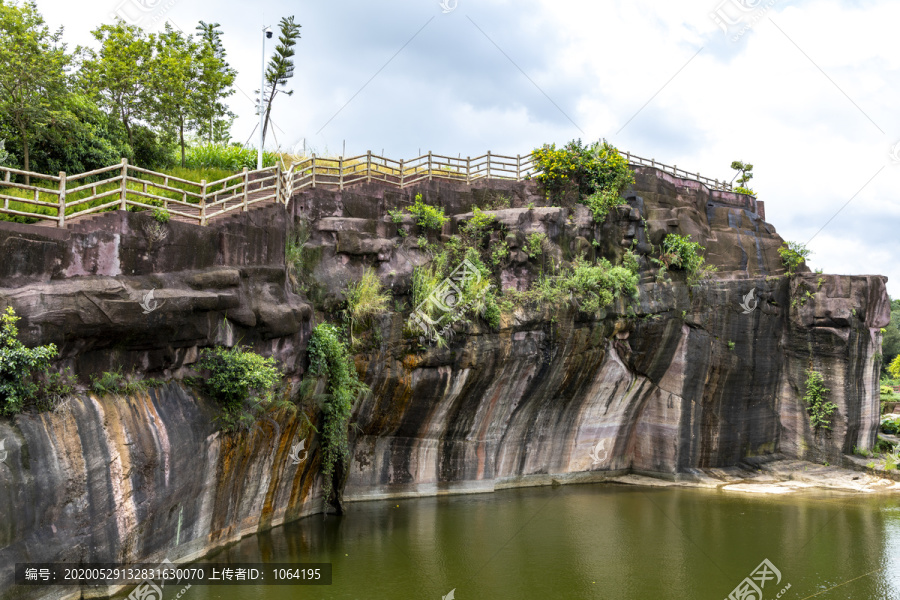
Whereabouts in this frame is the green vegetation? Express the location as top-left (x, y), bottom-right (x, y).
top-left (803, 369), bottom-right (837, 431)
top-left (882, 414), bottom-right (900, 435)
top-left (183, 143), bottom-right (278, 171)
top-left (525, 232), bottom-right (547, 259)
top-left (197, 345), bottom-right (283, 431)
top-left (260, 16), bottom-right (301, 148)
top-left (889, 355), bottom-right (900, 379)
top-left (778, 241), bottom-right (811, 276)
top-left (531, 139), bottom-right (634, 222)
top-left (286, 220), bottom-right (325, 305)
top-left (90, 367), bottom-right (162, 396)
top-left (0, 1), bottom-right (295, 179)
top-left (881, 299), bottom-right (900, 375)
top-left (0, 306), bottom-right (58, 415)
top-left (730, 160), bottom-right (754, 195)
top-left (343, 268), bottom-right (391, 344)
top-left (653, 233), bottom-right (716, 286)
top-left (728, 341), bottom-right (735, 350)
top-left (406, 193), bottom-right (449, 230)
top-left (306, 324), bottom-right (368, 503)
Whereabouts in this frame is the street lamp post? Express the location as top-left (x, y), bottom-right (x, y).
top-left (258, 26), bottom-right (272, 170)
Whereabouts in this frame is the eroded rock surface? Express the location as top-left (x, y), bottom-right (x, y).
top-left (0, 168), bottom-right (890, 599)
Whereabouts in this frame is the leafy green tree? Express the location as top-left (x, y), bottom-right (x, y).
top-left (0, 306), bottom-right (58, 415)
top-left (0, 138), bottom-right (8, 165)
top-left (80, 20), bottom-right (155, 151)
top-left (27, 93), bottom-right (129, 175)
top-left (730, 160), bottom-right (754, 190)
top-left (0, 0), bottom-right (70, 177)
top-left (149, 23), bottom-right (198, 167)
top-left (193, 21), bottom-right (236, 144)
top-left (261, 16), bottom-right (301, 146)
top-left (778, 241), bottom-right (810, 276)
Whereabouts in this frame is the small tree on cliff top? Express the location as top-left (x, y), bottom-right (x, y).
top-left (0, 306), bottom-right (58, 415)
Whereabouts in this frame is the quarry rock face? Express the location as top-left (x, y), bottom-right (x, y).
top-left (0, 167), bottom-right (888, 598)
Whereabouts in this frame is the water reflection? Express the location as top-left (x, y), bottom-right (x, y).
top-left (176, 485), bottom-right (900, 600)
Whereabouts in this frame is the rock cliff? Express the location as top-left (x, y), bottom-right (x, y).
top-left (0, 166), bottom-right (889, 598)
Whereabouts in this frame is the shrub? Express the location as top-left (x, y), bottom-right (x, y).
top-left (655, 234), bottom-right (716, 286)
top-left (307, 324), bottom-right (369, 503)
top-left (531, 139), bottom-right (634, 221)
top-left (406, 193), bottom-right (448, 230)
top-left (198, 345), bottom-right (282, 431)
top-left (525, 232), bottom-right (547, 260)
top-left (804, 369), bottom-right (837, 431)
top-left (882, 415), bottom-right (900, 435)
top-left (888, 355), bottom-right (900, 380)
top-left (0, 307), bottom-right (58, 415)
top-left (778, 241), bottom-right (811, 276)
top-left (733, 186), bottom-right (757, 197)
top-left (559, 257), bottom-right (639, 315)
top-left (152, 208), bottom-right (170, 223)
top-left (30, 367), bottom-right (78, 412)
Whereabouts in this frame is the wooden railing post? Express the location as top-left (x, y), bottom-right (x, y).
top-left (276, 166), bottom-right (282, 202)
top-left (339, 155), bottom-right (344, 191)
top-left (466, 156), bottom-right (471, 184)
top-left (400, 159), bottom-right (404, 188)
top-left (516, 154), bottom-right (521, 181)
top-left (57, 171), bottom-right (66, 228)
top-left (200, 179), bottom-right (207, 225)
top-left (486, 151), bottom-right (491, 179)
top-left (242, 167), bottom-right (249, 211)
top-left (119, 158), bottom-right (128, 210)
top-left (311, 154), bottom-right (316, 188)
top-left (367, 151), bottom-right (372, 183)
top-left (428, 151), bottom-right (433, 181)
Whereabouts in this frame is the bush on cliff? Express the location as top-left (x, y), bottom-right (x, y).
top-left (531, 139), bottom-right (634, 222)
top-left (653, 234), bottom-right (716, 286)
top-left (197, 345), bottom-right (283, 431)
top-left (0, 307), bottom-right (58, 415)
top-left (804, 369), bottom-right (837, 431)
top-left (307, 323), bottom-right (369, 503)
top-left (778, 241), bottom-right (811, 276)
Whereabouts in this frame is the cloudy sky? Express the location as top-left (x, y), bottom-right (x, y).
top-left (34, 0), bottom-right (900, 297)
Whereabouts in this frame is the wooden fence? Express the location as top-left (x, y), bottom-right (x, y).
top-left (0, 150), bottom-right (733, 228)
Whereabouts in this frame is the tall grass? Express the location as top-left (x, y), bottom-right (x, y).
top-left (183, 143), bottom-right (280, 171)
top-left (343, 268), bottom-right (391, 343)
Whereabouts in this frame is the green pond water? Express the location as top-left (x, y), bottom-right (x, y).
top-left (181, 483), bottom-right (900, 599)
